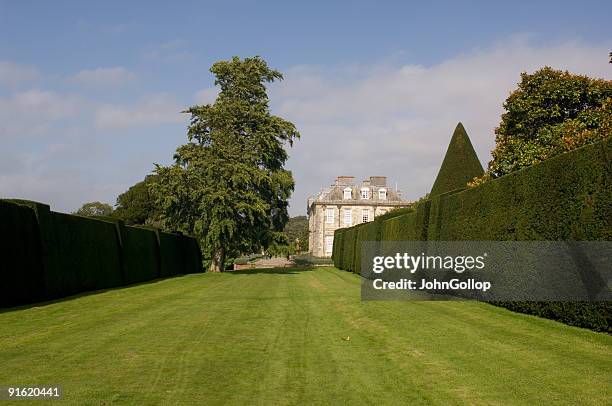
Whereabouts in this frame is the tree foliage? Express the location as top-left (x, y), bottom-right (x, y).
top-left (264, 216), bottom-right (309, 257)
top-left (73, 201), bottom-right (114, 217)
top-left (284, 216), bottom-right (308, 253)
top-left (114, 175), bottom-right (160, 226)
top-left (486, 67), bottom-right (612, 178)
top-left (151, 56), bottom-right (299, 272)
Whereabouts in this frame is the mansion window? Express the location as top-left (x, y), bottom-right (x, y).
top-left (360, 187), bottom-right (370, 199)
top-left (325, 208), bottom-right (334, 224)
top-left (343, 209), bottom-right (352, 226)
top-left (343, 187), bottom-right (352, 200)
top-left (362, 209), bottom-right (370, 223)
top-left (325, 236), bottom-right (334, 254)
top-left (378, 188), bottom-right (387, 200)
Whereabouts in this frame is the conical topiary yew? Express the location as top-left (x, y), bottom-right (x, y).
top-left (430, 123), bottom-right (484, 197)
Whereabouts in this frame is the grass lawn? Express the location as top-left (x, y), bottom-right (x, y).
top-left (0, 267), bottom-right (610, 405)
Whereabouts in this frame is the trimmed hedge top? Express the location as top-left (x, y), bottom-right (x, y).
top-left (430, 122), bottom-right (484, 197)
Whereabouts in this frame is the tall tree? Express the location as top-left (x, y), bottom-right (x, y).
top-left (73, 201), bottom-right (114, 217)
top-left (114, 175), bottom-right (160, 225)
top-left (486, 67), bottom-right (612, 178)
top-left (151, 56), bottom-right (299, 272)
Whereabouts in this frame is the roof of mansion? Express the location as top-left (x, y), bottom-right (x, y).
top-left (307, 176), bottom-right (407, 210)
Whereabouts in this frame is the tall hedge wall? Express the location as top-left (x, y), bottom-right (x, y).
top-left (0, 201), bottom-right (46, 306)
top-left (45, 212), bottom-right (124, 298)
top-left (341, 227), bottom-right (358, 273)
top-left (121, 226), bottom-right (161, 284)
top-left (0, 200), bottom-right (202, 308)
top-left (177, 233), bottom-right (203, 275)
top-left (332, 137), bottom-right (611, 332)
top-left (354, 220), bottom-right (383, 275)
top-left (432, 139), bottom-right (611, 241)
top-left (332, 230), bottom-right (345, 269)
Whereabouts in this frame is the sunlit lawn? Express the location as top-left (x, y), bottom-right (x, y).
top-left (1, 267), bottom-right (610, 405)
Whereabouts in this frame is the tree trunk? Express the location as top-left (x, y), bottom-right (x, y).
top-left (209, 247), bottom-right (225, 272)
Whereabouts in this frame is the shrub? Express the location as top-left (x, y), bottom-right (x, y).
top-left (293, 254), bottom-right (333, 267)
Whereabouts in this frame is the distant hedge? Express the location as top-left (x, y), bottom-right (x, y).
top-left (332, 230), bottom-right (345, 269)
top-left (0, 200), bottom-right (202, 307)
top-left (342, 227), bottom-right (358, 273)
top-left (354, 220), bottom-right (383, 276)
top-left (333, 137), bottom-right (611, 332)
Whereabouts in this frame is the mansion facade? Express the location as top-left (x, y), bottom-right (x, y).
top-left (307, 176), bottom-right (410, 258)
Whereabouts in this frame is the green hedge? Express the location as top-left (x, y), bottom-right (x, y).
top-left (380, 204), bottom-right (432, 241)
top-left (334, 137), bottom-right (611, 332)
top-left (433, 138), bottom-right (611, 331)
top-left (489, 301), bottom-right (612, 332)
top-left (354, 220), bottom-right (384, 275)
top-left (0, 201), bottom-right (46, 306)
top-left (341, 227), bottom-right (358, 272)
top-left (432, 139), bottom-right (611, 241)
top-left (1, 200), bottom-right (202, 307)
top-left (159, 231), bottom-right (181, 277)
top-left (46, 212), bottom-right (124, 297)
top-left (177, 234), bottom-right (203, 275)
top-left (121, 226), bottom-right (161, 284)
top-left (430, 123), bottom-right (484, 197)
top-left (333, 206), bottom-right (417, 271)
top-left (332, 230), bottom-right (345, 269)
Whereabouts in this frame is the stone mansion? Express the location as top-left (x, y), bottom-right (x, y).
top-left (307, 176), bottom-right (410, 257)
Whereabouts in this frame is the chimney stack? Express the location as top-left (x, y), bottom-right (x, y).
top-left (335, 176), bottom-right (355, 186)
top-left (369, 176), bottom-right (387, 187)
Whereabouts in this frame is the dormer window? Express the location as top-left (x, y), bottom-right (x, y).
top-left (343, 187), bottom-right (352, 200)
top-left (360, 187), bottom-right (370, 199)
top-left (378, 188), bottom-right (387, 200)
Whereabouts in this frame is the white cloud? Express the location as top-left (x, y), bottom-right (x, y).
top-left (0, 61), bottom-right (40, 87)
top-left (94, 93), bottom-right (187, 130)
top-left (0, 90), bottom-right (82, 138)
top-left (270, 39), bottom-right (612, 214)
top-left (1, 37), bottom-right (610, 217)
top-left (71, 67), bottom-right (136, 88)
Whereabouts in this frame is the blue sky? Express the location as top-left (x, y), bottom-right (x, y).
top-left (1, 1), bottom-right (611, 215)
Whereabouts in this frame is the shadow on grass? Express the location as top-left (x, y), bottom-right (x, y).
top-left (0, 273), bottom-right (198, 314)
top-left (227, 267), bottom-right (316, 275)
